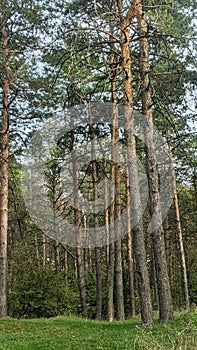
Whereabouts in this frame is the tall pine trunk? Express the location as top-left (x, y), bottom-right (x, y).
top-left (137, 3), bottom-right (173, 322)
top-left (114, 116), bottom-right (125, 320)
top-left (117, 0), bottom-right (153, 326)
top-left (106, 132), bottom-right (115, 321)
top-left (0, 10), bottom-right (10, 318)
top-left (106, 17), bottom-right (117, 320)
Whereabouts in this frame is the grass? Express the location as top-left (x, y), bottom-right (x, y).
top-left (0, 311), bottom-right (196, 350)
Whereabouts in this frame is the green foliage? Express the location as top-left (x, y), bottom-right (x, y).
top-left (8, 243), bottom-right (79, 318)
top-left (189, 272), bottom-right (197, 305)
top-left (85, 270), bottom-right (97, 319)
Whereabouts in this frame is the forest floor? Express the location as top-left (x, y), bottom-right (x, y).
top-left (0, 310), bottom-right (196, 349)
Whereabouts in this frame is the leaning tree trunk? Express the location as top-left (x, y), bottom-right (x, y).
top-left (0, 10), bottom-right (10, 318)
top-left (167, 131), bottom-right (190, 311)
top-left (137, 2), bottom-right (173, 322)
top-left (117, 0), bottom-right (153, 326)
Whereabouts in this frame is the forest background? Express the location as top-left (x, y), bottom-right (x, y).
top-left (0, 0), bottom-right (196, 326)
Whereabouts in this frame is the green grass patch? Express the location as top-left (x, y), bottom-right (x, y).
top-left (0, 311), bottom-right (196, 349)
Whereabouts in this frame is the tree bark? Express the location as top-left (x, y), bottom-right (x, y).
top-left (117, 0), bottom-right (153, 326)
top-left (137, 3), bottom-right (173, 322)
top-left (0, 9), bottom-right (10, 318)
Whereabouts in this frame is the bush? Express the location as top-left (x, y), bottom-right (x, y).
top-left (8, 243), bottom-right (79, 318)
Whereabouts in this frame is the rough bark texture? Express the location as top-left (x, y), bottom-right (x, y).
top-left (137, 3), bottom-right (173, 322)
top-left (117, 0), bottom-right (153, 326)
top-left (0, 12), bottom-right (10, 318)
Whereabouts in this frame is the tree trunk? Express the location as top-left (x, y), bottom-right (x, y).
top-left (54, 241), bottom-right (60, 273)
top-left (106, 119), bottom-right (115, 321)
top-left (117, 0), bottom-right (153, 326)
top-left (167, 131), bottom-right (190, 311)
top-left (110, 12), bottom-right (125, 316)
top-left (71, 133), bottom-right (87, 318)
top-left (114, 116), bottom-right (125, 320)
top-left (0, 11), bottom-right (10, 318)
top-left (125, 157), bottom-right (135, 316)
top-left (95, 247), bottom-right (102, 319)
top-left (106, 242), bottom-right (115, 321)
top-left (42, 234), bottom-right (47, 268)
top-left (164, 215), bottom-right (170, 268)
top-left (34, 234), bottom-right (40, 267)
top-left (115, 239), bottom-right (124, 320)
top-left (106, 12), bottom-right (116, 321)
top-left (150, 244), bottom-right (159, 310)
top-left (63, 247), bottom-right (68, 277)
top-left (51, 174), bottom-right (61, 273)
top-left (137, 3), bottom-right (173, 322)
top-left (104, 158), bottom-right (110, 266)
top-left (89, 112), bottom-right (102, 320)
top-left (75, 247), bottom-right (87, 317)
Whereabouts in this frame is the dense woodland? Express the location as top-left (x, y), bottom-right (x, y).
top-left (0, 0), bottom-right (196, 326)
